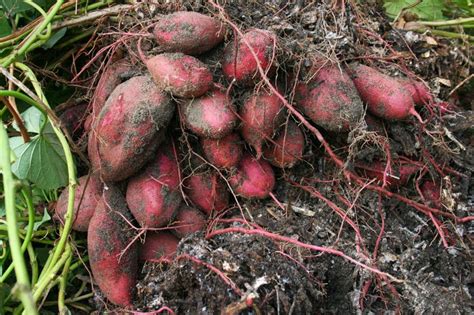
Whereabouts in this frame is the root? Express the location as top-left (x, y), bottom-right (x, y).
top-left (207, 218), bottom-right (402, 283)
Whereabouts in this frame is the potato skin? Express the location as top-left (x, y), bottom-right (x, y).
top-left (295, 66), bottom-right (364, 132)
top-left (184, 172), bottom-right (229, 215)
top-left (347, 63), bottom-right (415, 120)
top-left (146, 53), bottom-right (213, 98)
top-left (201, 133), bottom-right (243, 169)
top-left (92, 59), bottom-right (132, 118)
top-left (173, 206), bottom-right (207, 238)
top-left (89, 75), bottom-right (174, 182)
top-left (222, 29), bottom-right (277, 85)
top-left (240, 89), bottom-right (284, 158)
top-left (55, 175), bottom-right (102, 232)
top-left (139, 232), bottom-right (179, 263)
top-left (181, 89), bottom-right (238, 139)
top-left (59, 103), bottom-right (88, 140)
top-left (87, 185), bottom-right (138, 307)
top-left (263, 120), bottom-right (304, 168)
top-left (399, 79), bottom-right (432, 106)
top-left (358, 160), bottom-right (419, 188)
top-left (229, 153), bottom-right (275, 199)
top-left (126, 142), bottom-right (182, 228)
top-left (153, 11), bottom-right (225, 55)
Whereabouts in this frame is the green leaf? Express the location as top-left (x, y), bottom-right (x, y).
top-left (447, 0), bottom-right (474, 16)
top-left (0, 0), bottom-right (32, 15)
top-left (9, 123), bottom-right (69, 190)
top-left (0, 11), bottom-right (12, 37)
top-left (384, 0), bottom-right (446, 20)
top-left (42, 27), bottom-right (67, 49)
top-left (12, 107), bottom-right (45, 134)
top-left (33, 207), bottom-right (51, 231)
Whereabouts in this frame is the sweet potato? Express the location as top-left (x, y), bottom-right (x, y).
top-left (55, 175), bottom-right (102, 232)
top-left (145, 53), bottom-right (213, 98)
top-left (173, 205), bottom-right (207, 238)
top-left (184, 171), bottom-right (229, 215)
top-left (153, 11), bottom-right (225, 55)
top-left (240, 89), bottom-right (284, 158)
top-left (180, 89), bottom-right (238, 138)
top-left (201, 133), bottom-right (243, 169)
top-left (139, 232), bottom-right (179, 263)
top-left (229, 153), bottom-right (275, 199)
top-left (399, 79), bottom-right (432, 106)
top-left (295, 65), bottom-right (364, 132)
top-left (222, 28), bottom-right (277, 85)
top-left (126, 142), bottom-right (182, 228)
top-left (89, 75), bottom-right (174, 182)
top-left (347, 64), bottom-right (421, 121)
top-left (358, 160), bottom-right (419, 188)
top-left (87, 185), bottom-right (138, 307)
top-left (59, 103), bottom-right (88, 140)
top-left (92, 59), bottom-right (133, 118)
top-left (420, 181), bottom-right (441, 208)
top-left (263, 120), bottom-right (304, 168)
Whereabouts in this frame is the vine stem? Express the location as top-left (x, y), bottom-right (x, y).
top-left (58, 254), bottom-right (72, 313)
top-left (1, 0), bottom-right (65, 67)
top-left (14, 63), bottom-right (77, 306)
top-left (0, 189), bottom-right (36, 283)
top-left (419, 17), bottom-right (474, 26)
top-left (0, 123), bottom-right (38, 314)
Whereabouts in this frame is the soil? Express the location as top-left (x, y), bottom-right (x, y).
top-left (75, 1), bottom-right (474, 314)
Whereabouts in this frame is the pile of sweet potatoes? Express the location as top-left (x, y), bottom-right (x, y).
top-left (54, 10), bottom-right (445, 309)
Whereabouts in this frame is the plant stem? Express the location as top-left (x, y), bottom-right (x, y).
top-left (58, 254), bottom-right (72, 313)
top-left (0, 189), bottom-right (36, 283)
top-left (32, 244), bottom-right (72, 302)
top-left (0, 123), bottom-right (38, 314)
top-left (0, 91), bottom-right (48, 123)
top-left (1, 0), bottom-right (65, 67)
top-left (24, 0), bottom-right (53, 40)
top-left (420, 17), bottom-right (474, 26)
top-left (16, 63), bottom-right (77, 303)
top-left (27, 242), bottom-right (39, 286)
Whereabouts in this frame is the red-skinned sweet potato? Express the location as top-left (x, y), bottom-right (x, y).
top-left (222, 28), bottom-right (277, 85)
top-left (55, 175), bottom-right (102, 232)
top-left (92, 59), bottom-right (133, 118)
top-left (184, 171), bottom-right (229, 215)
top-left (89, 75), bottom-right (174, 182)
top-left (180, 89), bottom-right (238, 139)
top-left (139, 232), bottom-right (179, 263)
top-left (126, 142), bottom-right (182, 228)
top-left (399, 78), bottom-right (432, 106)
top-left (229, 153), bottom-right (275, 199)
top-left (173, 205), bottom-right (207, 238)
top-left (153, 11), bottom-right (225, 55)
top-left (295, 65), bottom-right (364, 132)
top-left (347, 64), bottom-right (421, 121)
top-left (145, 53), bottom-right (213, 98)
top-left (358, 160), bottom-right (419, 188)
top-left (263, 120), bottom-right (304, 168)
top-left (87, 185), bottom-right (138, 307)
top-left (59, 103), bottom-right (88, 140)
top-left (201, 133), bottom-right (243, 169)
top-left (240, 89), bottom-right (284, 158)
